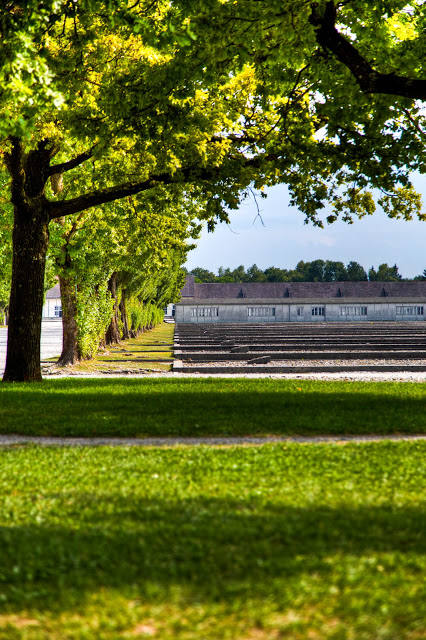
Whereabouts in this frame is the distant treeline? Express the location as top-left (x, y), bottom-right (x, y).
top-left (187, 261), bottom-right (426, 283)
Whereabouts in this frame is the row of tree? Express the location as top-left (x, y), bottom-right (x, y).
top-left (189, 261), bottom-right (422, 283)
top-left (0, 170), bottom-right (198, 363)
top-left (2, 1), bottom-right (426, 381)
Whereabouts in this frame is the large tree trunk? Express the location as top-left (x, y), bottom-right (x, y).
top-left (3, 138), bottom-right (54, 382)
top-left (3, 206), bottom-right (49, 382)
top-left (57, 274), bottom-right (80, 366)
top-left (53, 202), bottom-right (81, 367)
top-left (119, 288), bottom-right (130, 340)
top-left (105, 272), bottom-right (121, 345)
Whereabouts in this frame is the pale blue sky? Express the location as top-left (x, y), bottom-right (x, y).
top-left (185, 175), bottom-right (426, 279)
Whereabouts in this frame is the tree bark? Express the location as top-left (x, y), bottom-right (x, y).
top-left (119, 288), bottom-right (131, 340)
top-left (50, 187), bottom-right (81, 367)
top-left (105, 272), bottom-right (121, 345)
top-left (3, 206), bottom-right (49, 382)
top-left (57, 274), bottom-right (80, 366)
top-left (3, 138), bottom-right (54, 382)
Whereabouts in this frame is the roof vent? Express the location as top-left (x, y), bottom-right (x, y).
top-left (336, 287), bottom-right (344, 298)
top-left (237, 288), bottom-right (246, 298)
top-left (283, 288), bottom-right (291, 298)
top-left (380, 287), bottom-right (389, 297)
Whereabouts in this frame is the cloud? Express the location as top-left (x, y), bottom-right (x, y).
top-left (301, 232), bottom-right (336, 247)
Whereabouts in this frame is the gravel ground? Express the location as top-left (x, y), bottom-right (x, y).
top-left (182, 358), bottom-right (426, 367)
top-left (0, 434), bottom-right (425, 448)
top-left (178, 358), bottom-right (426, 381)
top-left (40, 369), bottom-right (426, 382)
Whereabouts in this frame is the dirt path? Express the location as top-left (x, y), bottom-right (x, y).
top-left (0, 434), bottom-right (425, 448)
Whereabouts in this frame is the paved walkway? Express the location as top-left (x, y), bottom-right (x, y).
top-left (0, 321), bottom-right (63, 374)
top-left (0, 434), bottom-right (425, 447)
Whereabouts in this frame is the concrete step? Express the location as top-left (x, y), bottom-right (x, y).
top-left (175, 342), bottom-right (426, 351)
top-left (176, 350), bottom-right (426, 362)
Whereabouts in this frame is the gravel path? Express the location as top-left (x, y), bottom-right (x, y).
top-left (0, 434), bottom-right (425, 447)
top-left (183, 358), bottom-right (426, 367)
top-left (41, 369), bottom-right (426, 381)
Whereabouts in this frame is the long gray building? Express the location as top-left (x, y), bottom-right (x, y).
top-left (175, 276), bottom-right (426, 323)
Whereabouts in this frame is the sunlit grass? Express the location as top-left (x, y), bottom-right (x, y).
top-left (0, 442), bottom-right (424, 639)
top-left (49, 322), bottom-right (175, 374)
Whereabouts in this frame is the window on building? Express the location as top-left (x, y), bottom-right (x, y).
top-left (396, 306), bottom-right (424, 316)
top-left (311, 306), bottom-right (325, 316)
top-left (247, 307), bottom-right (276, 317)
top-left (339, 306), bottom-right (367, 316)
top-left (192, 307), bottom-right (219, 317)
top-left (54, 305), bottom-right (62, 318)
top-left (296, 306), bottom-right (303, 316)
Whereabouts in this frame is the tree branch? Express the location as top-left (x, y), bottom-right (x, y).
top-left (309, 1), bottom-right (426, 100)
top-left (47, 165), bottom-right (223, 219)
top-left (48, 147), bottom-right (96, 176)
top-left (47, 174), bottom-right (171, 219)
top-left (46, 150), bottom-right (281, 221)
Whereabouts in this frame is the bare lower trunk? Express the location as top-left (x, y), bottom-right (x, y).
top-left (105, 272), bottom-right (121, 345)
top-left (3, 206), bottom-right (49, 382)
top-left (119, 288), bottom-right (130, 340)
top-left (57, 274), bottom-right (80, 366)
top-left (3, 137), bottom-right (57, 382)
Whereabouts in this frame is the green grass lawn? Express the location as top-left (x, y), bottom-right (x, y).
top-left (0, 442), bottom-right (424, 639)
top-left (0, 377), bottom-right (425, 437)
top-left (45, 323), bottom-right (175, 374)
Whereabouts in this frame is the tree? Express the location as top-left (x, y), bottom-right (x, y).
top-left (346, 261), bottom-right (368, 282)
top-left (369, 264), bottom-right (402, 282)
top-left (246, 264), bottom-right (267, 283)
top-left (294, 261), bottom-right (310, 281)
top-left (286, 269), bottom-right (306, 282)
top-left (190, 268), bottom-right (217, 283)
top-left (176, 0), bottom-right (426, 221)
top-left (0, 172), bottom-right (13, 324)
top-left (307, 259), bottom-right (326, 282)
top-left (264, 267), bottom-right (290, 282)
top-left (230, 265), bottom-right (250, 283)
top-left (216, 267), bottom-right (235, 283)
top-left (309, 2), bottom-right (426, 101)
top-left (324, 261), bottom-right (348, 282)
top-left (51, 187), bottom-right (199, 365)
top-left (0, 1), bottom-right (299, 381)
top-left (4, 0), bottom-right (426, 381)
top-left (414, 270), bottom-right (426, 282)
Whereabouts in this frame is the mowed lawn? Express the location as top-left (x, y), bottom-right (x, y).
top-left (0, 442), bottom-right (424, 639)
top-left (0, 377), bottom-right (425, 437)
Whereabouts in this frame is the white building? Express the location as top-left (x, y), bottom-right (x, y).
top-left (42, 282), bottom-right (62, 319)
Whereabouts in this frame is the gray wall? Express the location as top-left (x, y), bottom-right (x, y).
top-left (175, 302), bottom-right (426, 323)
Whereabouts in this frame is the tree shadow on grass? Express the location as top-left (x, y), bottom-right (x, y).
top-left (0, 378), bottom-right (425, 435)
top-left (0, 496), bottom-right (424, 612)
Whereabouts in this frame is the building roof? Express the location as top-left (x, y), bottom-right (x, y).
top-left (46, 282), bottom-right (61, 299)
top-left (180, 275), bottom-right (426, 301)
